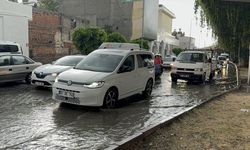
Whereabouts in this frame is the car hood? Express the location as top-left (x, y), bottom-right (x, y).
top-left (173, 61), bottom-right (204, 68)
top-left (34, 64), bottom-right (72, 74)
top-left (58, 69), bottom-right (111, 83)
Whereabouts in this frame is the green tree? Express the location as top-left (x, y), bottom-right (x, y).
top-left (130, 39), bottom-right (150, 50)
top-left (72, 27), bottom-right (107, 54)
top-left (37, 0), bottom-right (59, 11)
top-left (194, 0), bottom-right (250, 63)
top-left (107, 32), bottom-right (128, 43)
top-left (172, 48), bottom-right (183, 56)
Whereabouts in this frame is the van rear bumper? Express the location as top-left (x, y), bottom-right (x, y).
top-left (171, 72), bottom-right (203, 81)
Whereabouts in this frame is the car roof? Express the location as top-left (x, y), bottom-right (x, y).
top-left (93, 49), bottom-right (153, 56)
top-left (0, 41), bottom-right (20, 46)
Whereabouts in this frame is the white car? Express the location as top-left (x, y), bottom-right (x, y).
top-left (31, 55), bottom-right (86, 87)
top-left (171, 50), bottom-right (216, 83)
top-left (0, 54), bottom-right (41, 83)
top-left (162, 55), bottom-right (176, 68)
top-left (52, 49), bottom-right (155, 108)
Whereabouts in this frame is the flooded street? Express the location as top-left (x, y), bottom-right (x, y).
top-left (0, 64), bottom-right (237, 150)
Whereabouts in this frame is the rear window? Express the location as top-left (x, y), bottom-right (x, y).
top-left (0, 45), bottom-right (19, 53)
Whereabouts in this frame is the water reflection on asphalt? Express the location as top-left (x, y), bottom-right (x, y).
top-left (0, 65), bottom-right (238, 149)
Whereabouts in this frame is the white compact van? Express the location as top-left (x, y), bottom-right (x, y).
top-left (52, 48), bottom-right (155, 108)
top-left (171, 50), bottom-right (216, 83)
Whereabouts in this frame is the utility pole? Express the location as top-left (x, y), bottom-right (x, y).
top-left (141, 0), bottom-right (145, 50)
top-left (248, 44), bottom-right (250, 85)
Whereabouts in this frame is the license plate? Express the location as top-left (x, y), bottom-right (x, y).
top-left (58, 89), bottom-right (75, 98)
top-left (35, 82), bottom-right (44, 86)
top-left (180, 74), bottom-right (189, 78)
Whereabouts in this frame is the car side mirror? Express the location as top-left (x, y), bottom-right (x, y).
top-left (172, 57), bottom-right (176, 62)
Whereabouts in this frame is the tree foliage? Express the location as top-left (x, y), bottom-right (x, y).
top-left (130, 39), bottom-right (150, 50)
top-left (37, 0), bottom-right (59, 11)
top-left (195, 0), bottom-right (250, 62)
top-left (107, 32), bottom-right (128, 43)
top-left (172, 48), bottom-right (183, 56)
top-left (72, 27), bottom-right (107, 55)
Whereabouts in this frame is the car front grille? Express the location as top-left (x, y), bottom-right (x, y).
top-left (35, 72), bottom-right (49, 79)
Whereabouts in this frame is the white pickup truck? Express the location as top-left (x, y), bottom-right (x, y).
top-left (170, 50), bottom-right (216, 83)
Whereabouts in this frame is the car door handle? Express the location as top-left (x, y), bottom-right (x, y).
top-left (26, 67), bottom-right (29, 69)
top-left (9, 69), bottom-right (12, 71)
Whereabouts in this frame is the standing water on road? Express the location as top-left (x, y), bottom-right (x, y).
top-left (0, 64), bottom-right (237, 149)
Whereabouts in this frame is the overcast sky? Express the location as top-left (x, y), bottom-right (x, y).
top-left (159, 0), bottom-right (216, 48)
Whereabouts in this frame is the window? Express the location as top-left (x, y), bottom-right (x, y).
top-left (12, 56), bottom-right (26, 65)
top-left (137, 54), bottom-right (153, 68)
top-left (120, 55), bottom-right (135, 71)
top-left (0, 45), bottom-right (18, 53)
top-left (0, 56), bottom-right (11, 66)
top-left (75, 53), bottom-right (123, 72)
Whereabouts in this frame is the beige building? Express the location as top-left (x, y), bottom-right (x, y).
top-left (151, 4), bottom-right (179, 57)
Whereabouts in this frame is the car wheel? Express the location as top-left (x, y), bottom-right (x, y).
top-left (171, 77), bottom-right (177, 82)
top-left (142, 79), bottom-right (153, 98)
top-left (103, 88), bottom-right (118, 109)
top-left (25, 73), bottom-right (31, 84)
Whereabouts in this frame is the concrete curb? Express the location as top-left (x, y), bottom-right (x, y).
top-left (106, 85), bottom-right (240, 150)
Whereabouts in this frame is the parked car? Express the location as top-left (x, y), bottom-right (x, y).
top-left (52, 48), bottom-right (155, 108)
top-left (171, 50), bottom-right (216, 83)
top-left (0, 54), bottom-right (41, 83)
top-left (31, 55), bottom-right (86, 87)
top-left (162, 55), bottom-right (176, 68)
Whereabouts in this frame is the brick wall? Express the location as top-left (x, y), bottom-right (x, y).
top-left (29, 8), bottom-right (80, 64)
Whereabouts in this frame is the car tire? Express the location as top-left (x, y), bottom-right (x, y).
top-left (103, 88), bottom-right (118, 109)
top-left (25, 73), bottom-right (31, 84)
top-left (142, 79), bottom-right (153, 98)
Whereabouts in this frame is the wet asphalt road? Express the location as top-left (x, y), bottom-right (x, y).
top-left (0, 65), bottom-right (237, 150)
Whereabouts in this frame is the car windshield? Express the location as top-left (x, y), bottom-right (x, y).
top-left (54, 56), bottom-right (85, 66)
top-left (0, 44), bottom-right (18, 53)
top-left (177, 53), bottom-right (204, 63)
top-left (164, 57), bottom-right (173, 61)
top-left (75, 53), bottom-right (123, 72)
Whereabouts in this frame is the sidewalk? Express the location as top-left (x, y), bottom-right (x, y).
top-left (122, 68), bottom-right (250, 150)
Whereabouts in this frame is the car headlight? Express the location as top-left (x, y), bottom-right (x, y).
top-left (55, 77), bottom-right (58, 83)
top-left (194, 68), bottom-right (203, 71)
top-left (83, 81), bottom-right (105, 89)
top-left (51, 73), bottom-right (58, 77)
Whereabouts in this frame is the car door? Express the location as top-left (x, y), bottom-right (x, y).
top-left (0, 55), bottom-right (14, 82)
top-left (136, 54), bottom-right (154, 90)
top-left (116, 55), bottom-right (138, 98)
top-left (11, 55), bottom-right (31, 80)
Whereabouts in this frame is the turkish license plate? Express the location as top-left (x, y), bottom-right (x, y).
top-left (35, 81), bottom-right (44, 86)
top-left (58, 89), bottom-right (75, 98)
top-left (180, 74), bottom-right (189, 78)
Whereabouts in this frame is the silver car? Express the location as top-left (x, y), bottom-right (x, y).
top-left (0, 54), bottom-right (42, 83)
top-left (31, 55), bottom-right (86, 87)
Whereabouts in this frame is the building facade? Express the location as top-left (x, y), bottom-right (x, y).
top-left (60, 0), bottom-right (159, 41)
top-left (0, 0), bottom-right (32, 56)
top-left (151, 4), bottom-right (179, 58)
top-left (178, 36), bottom-right (195, 49)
